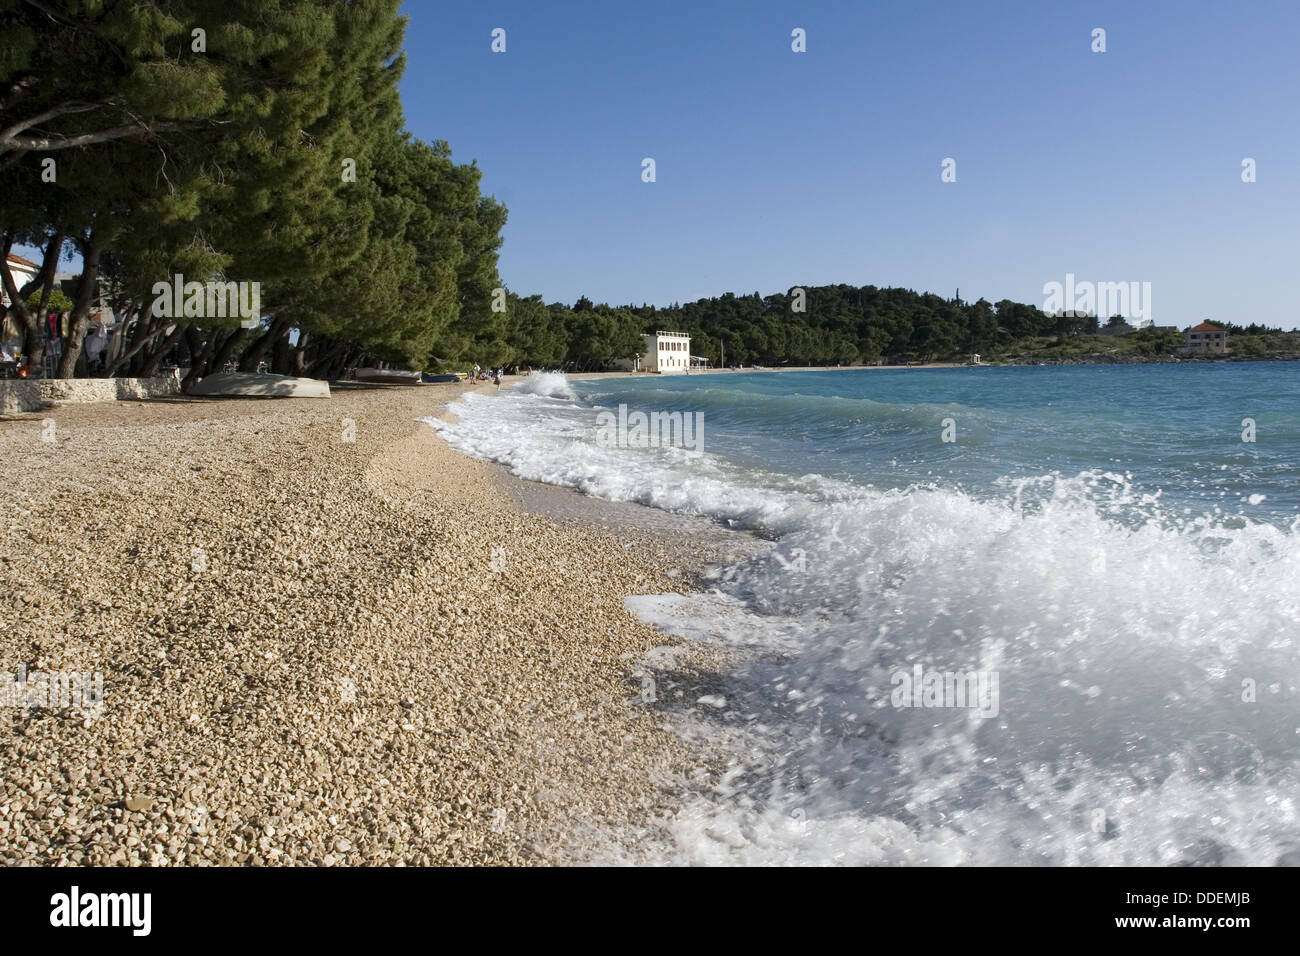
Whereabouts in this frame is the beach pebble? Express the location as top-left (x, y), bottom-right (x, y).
top-left (0, 382), bottom-right (724, 866)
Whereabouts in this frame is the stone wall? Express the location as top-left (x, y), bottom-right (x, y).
top-left (0, 381), bottom-right (41, 416)
top-left (0, 372), bottom-right (181, 414)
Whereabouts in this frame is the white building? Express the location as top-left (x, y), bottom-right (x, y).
top-left (2, 253), bottom-right (40, 343)
top-left (641, 330), bottom-right (691, 373)
top-left (2, 253), bottom-right (39, 307)
top-left (1184, 321), bottom-right (1228, 354)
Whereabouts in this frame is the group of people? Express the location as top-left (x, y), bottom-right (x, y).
top-left (0, 320), bottom-right (111, 378)
top-left (0, 341), bottom-right (23, 378)
top-left (83, 323), bottom-right (110, 373)
top-left (470, 365), bottom-right (503, 387)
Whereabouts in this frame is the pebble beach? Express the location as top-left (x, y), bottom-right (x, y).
top-left (0, 381), bottom-right (733, 865)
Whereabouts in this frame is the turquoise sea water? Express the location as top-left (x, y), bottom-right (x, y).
top-left (574, 363), bottom-right (1300, 530)
top-left (427, 363), bottom-right (1300, 865)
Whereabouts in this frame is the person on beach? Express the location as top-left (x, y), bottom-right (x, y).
top-left (493, 367), bottom-right (501, 388)
top-left (0, 342), bottom-right (19, 378)
top-left (84, 323), bottom-right (108, 374)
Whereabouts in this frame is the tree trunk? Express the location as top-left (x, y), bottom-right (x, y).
top-left (125, 307), bottom-right (164, 377)
top-left (1, 228), bottom-right (62, 378)
top-left (180, 326), bottom-right (213, 391)
top-left (271, 328), bottom-right (294, 375)
top-left (181, 326), bottom-right (245, 391)
top-left (209, 326), bottom-right (247, 372)
top-left (136, 323), bottom-right (185, 378)
top-left (56, 234), bottom-right (103, 378)
top-left (291, 330), bottom-right (310, 376)
top-left (96, 302), bottom-right (138, 376)
top-left (306, 339), bottom-right (349, 378)
top-left (103, 312), bottom-right (164, 379)
top-left (238, 315), bottom-right (289, 371)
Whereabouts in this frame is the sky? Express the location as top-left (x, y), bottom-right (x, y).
top-left (398, 0), bottom-right (1300, 328)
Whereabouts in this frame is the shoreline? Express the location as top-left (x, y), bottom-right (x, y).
top-left (563, 363), bottom-right (964, 381)
top-left (561, 354), bottom-right (1299, 382)
top-left (0, 380), bottom-right (734, 865)
top-left (9, 368), bottom-right (1297, 866)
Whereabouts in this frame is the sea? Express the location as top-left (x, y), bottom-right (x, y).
top-left (424, 363), bottom-right (1300, 865)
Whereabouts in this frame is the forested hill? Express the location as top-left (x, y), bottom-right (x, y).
top-left (486, 285), bottom-right (1038, 370)
top-left (634, 286), bottom-right (1044, 366)
top-left (479, 284), bottom-right (1295, 371)
top-left (476, 286), bottom-right (1084, 370)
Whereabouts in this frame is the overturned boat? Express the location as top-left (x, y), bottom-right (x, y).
top-left (353, 367), bottom-right (421, 385)
top-left (188, 371), bottom-right (330, 398)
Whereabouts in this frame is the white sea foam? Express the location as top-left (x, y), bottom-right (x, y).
top-left (423, 375), bottom-right (1300, 866)
top-left (512, 371), bottom-right (577, 401)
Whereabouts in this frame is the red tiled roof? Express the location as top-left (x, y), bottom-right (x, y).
top-left (1188, 321), bottom-right (1223, 332)
top-left (5, 253), bottom-right (40, 271)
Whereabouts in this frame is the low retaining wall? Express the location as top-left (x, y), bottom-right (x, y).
top-left (0, 381), bottom-right (41, 416)
top-left (0, 372), bottom-right (181, 414)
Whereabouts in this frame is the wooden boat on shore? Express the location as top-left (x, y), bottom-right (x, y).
top-left (189, 371), bottom-right (330, 398)
top-left (353, 367), bottom-right (422, 385)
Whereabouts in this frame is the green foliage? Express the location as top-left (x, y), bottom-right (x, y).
top-left (5, 1), bottom-right (1287, 379)
top-left (616, 285), bottom-right (1053, 368)
top-left (1, 0), bottom-right (509, 379)
top-left (494, 284), bottom-right (1297, 371)
top-left (476, 285), bottom-right (1041, 371)
top-left (26, 289), bottom-right (74, 313)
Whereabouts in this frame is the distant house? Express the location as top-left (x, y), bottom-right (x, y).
top-left (55, 271), bottom-right (115, 329)
top-left (2, 253), bottom-right (39, 308)
top-left (1098, 318), bottom-right (1134, 337)
top-left (640, 330), bottom-right (691, 373)
top-left (1184, 321), bottom-right (1228, 354)
top-left (2, 253), bottom-right (41, 342)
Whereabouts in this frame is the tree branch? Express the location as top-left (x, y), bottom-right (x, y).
top-left (0, 74), bottom-right (38, 113)
top-left (0, 120), bottom-right (184, 154)
top-left (0, 100), bottom-right (109, 143)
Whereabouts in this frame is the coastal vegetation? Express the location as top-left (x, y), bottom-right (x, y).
top-left (3, 4), bottom-right (1293, 378)
top-left (492, 288), bottom-right (1299, 371)
top-left (1, 0), bottom-right (504, 381)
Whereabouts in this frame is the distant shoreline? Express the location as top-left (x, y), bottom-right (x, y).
top-left (564, 363), bottom-right (964, 381)
top-left (564, 354), bottom-right (1298, 381)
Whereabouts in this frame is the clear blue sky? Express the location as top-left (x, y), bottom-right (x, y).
top-left (400, 0), bottom-right (1300, 328)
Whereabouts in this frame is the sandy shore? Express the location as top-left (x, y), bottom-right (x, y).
top-left (0, 380), bottom-right (745, 865)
